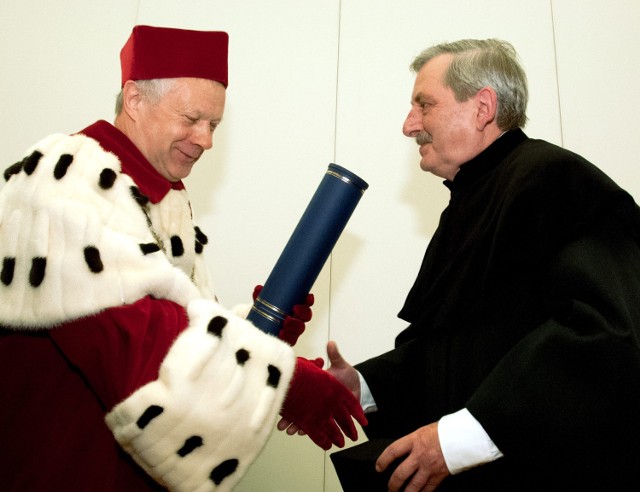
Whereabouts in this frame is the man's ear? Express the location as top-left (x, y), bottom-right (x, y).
top-left (121, 80), bottom-right (142, 121)
top-left (475, 86), bottom-right (498, 130)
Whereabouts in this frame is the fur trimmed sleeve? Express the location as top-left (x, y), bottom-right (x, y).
top-left (105, 298), bottom-right (295, 491)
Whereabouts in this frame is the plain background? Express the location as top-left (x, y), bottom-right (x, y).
top-left (1, 1), bottom-right (639, 490)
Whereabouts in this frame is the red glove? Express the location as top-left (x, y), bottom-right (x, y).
top-left (252, 285), bottom-right (314, 346)
top-left (280, 357), bottom-right (368, 450)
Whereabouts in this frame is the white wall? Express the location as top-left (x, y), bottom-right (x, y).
top-left (1, 1), bottom-right (638, 490)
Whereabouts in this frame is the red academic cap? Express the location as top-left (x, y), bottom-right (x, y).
top-left (120, 25), bottom-right (229, 88)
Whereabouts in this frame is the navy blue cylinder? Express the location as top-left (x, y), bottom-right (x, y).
top-left (247, 164), bottom-right (369, 336)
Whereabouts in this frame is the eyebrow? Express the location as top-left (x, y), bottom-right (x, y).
top-left (412, 92), bottom-right (430, 104)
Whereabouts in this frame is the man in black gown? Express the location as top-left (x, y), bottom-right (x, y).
top-left (312, 39), bottom-right (640, 491)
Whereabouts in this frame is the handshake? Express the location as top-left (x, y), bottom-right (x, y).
top-left (279, 353), bottom-right (367, 450)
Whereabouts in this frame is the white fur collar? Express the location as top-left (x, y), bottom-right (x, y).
top-left (0, 133), bottom-right (213, 329)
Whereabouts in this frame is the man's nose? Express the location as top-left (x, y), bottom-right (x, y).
top-left (192, 122), bottom-right (213, 150)
top-left (402, 108), bottom-right (422, 137)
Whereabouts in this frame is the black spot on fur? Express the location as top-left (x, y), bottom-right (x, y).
top-left (170, 235), bottom-right (184, 257)
top-left (139, 243), bottom-right (161, 255)
top-left (195, 240), bottom-right (204, 254)
top-left (207, 316), bottom-right (228, 337)
top-left (194, 226), bottom-right (208, 254)
top-left (99, 168), bottom-right (117, 189)
top-left (3, 161), bottom-right (24, 181)
top-left (130, 186), bottom-right (149, 206)
top-left (236, 349), bottom-right (250, 366)
top-left (29, 257), bottom-right (46, 287)
top-left (177, 436), bottom-right (204, 457)
top-left (53, 154), bottom-right (74, 180)
top-left (84, 246), bottom-right (103, 273)
top-left (266, 365), bottom-right (281, 389)
top-left (136, 405), bottom-right (164, 429)
top-left (1, 257), bottom-right (16, 285)
top-left (194, 226), bottom-right (208, 245)
top-left (210, 459), bottom-right (239, 485)
top-left (23, 151), bottom-right (43, 176)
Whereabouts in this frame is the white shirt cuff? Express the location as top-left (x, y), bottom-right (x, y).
top-left (438, 408), bottom-right (503, 474)
top-left (357, 371), bottom-right (378, 413)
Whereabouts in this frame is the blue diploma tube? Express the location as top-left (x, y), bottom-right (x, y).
top-left (247, 164), bottom-right (369, 336)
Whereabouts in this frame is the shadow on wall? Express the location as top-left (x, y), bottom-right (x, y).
top-left (328, 230), bottom-right (367, 302)
top-left (399, 146), bottom-right (450, 238)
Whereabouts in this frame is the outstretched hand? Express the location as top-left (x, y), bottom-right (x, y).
top-left (325, 340), bottom-right (361, 400)
top-left (280, 357), bottom-right (367, 449)
top-left (278, 341), bottom-right (363, 436)
top-left (279, 352), bottom-right (367, 450)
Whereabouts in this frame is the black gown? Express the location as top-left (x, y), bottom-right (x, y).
top-left (337, 129), bottom-right (640, 491)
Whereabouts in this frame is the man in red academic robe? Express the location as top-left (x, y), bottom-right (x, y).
top-left (0, 25), bottom-right (365, 492)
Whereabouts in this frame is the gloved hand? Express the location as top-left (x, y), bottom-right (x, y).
top-left (280, 357), bottom-right (368, 450)
top-left (252, 285), bottom-right (314, 346)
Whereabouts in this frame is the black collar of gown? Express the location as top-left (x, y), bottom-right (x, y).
top-left (444, 128), bottom-right (528, 193)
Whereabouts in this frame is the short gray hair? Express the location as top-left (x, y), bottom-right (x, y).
top-left (114, 78), bottom-right (178, 115)
top-left (411, 39), bottom-right (528, 130)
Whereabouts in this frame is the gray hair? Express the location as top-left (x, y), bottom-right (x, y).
top-left (411, 39), bottom-right (528, 130)
top-left (114, 78), bottom-right (178, 115)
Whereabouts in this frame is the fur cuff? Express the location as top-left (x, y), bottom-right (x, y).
top-left (105, 299), bottom-right (295, 491)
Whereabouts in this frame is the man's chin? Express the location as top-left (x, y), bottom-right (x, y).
top-left (419, 159), bottom-right (433, 173)
top-left (168, 164), bottom-right (195, 182)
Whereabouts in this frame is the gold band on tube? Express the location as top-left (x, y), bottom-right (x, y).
top-left (249, 306), bottom-right (282, 324)
top-left (254, 296), bottom-right (287, 319)
top-left (326, 170), bottom-right (366, 194)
